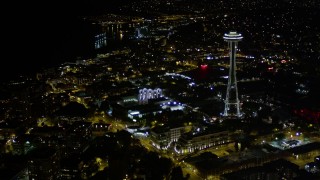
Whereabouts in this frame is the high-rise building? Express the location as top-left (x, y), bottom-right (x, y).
top-left (27, 146), bottom-right (60, 179)
top-left (223, 31), bottom-right (243, 118)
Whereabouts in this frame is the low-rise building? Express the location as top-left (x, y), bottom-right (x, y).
top-left (150, 125), bottom-right (185, 150)
top-left (175, 126), bottom-right (231, 154)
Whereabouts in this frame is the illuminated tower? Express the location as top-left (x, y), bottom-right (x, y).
top-left (223, 31), bottom-right (243, 118)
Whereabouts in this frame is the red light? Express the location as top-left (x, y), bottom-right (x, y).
top-left (201, 64), bottom-right (208, 70)
top-left (281, 60), bottom-right (287, 63)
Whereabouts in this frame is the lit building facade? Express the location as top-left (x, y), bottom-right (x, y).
top-left (175, 130), bottom-right (231, 154)
top-left (150, 125), bottom-right (185, 150)
top-left (138, 88), bottom-right (162, 104)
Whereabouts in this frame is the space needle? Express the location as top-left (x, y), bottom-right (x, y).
top-left (223, 31), bottom-right (243, 118)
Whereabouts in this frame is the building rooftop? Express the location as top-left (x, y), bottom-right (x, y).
top-left (28, 146), bottom-right (57, 159)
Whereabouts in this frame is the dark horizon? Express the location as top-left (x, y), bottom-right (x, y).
top-left (3, 0), bottom-right (320, 80)
top-left (2, 0), bottom-right (127, 79)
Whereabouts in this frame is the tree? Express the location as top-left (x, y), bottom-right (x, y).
top-left (55, 101), bottom-right (89, 117)
top-left (234, 141), bottom-right (239, 152)
top-left (170, 166), bottom-right (184, 180)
